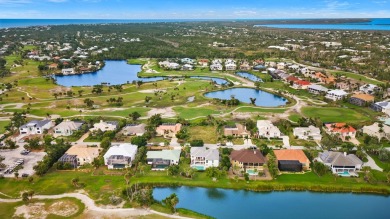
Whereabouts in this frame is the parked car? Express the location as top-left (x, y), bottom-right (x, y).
top-left (21, 173), bottom-right (29, 177)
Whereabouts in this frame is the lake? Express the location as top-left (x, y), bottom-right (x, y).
top-left (153, 186), bottom-right (390, 219)
top-left (55, 60), bottom-right (165, 86)
top-left (55, 60), bottom-right (232, 87)
top-left (204, 87), bottom-right (287, 107)
top-left (256, 18), bottom-right (390, 31)
top-left (236, 72), bottom-right (263, 82)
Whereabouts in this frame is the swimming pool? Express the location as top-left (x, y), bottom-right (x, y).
top-left (246, 169), bottom-right (257, 175)
top-left (338, 171), bottom-right (351, 177)
top-left (192, 165), bottom-right (205, 171)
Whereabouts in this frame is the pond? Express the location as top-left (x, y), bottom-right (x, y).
top-left (236, 72), bottom-right (263, 82)
top-left (55, 60), bottom-right (230, 86)
top-left (189, 76), bottom-right (228, 85)
top-left (153, 186), bottom-right (390, 219)
top-left (55, 60), bottom-right (165, 86)
top-left (204, 87), bottom-right (287, 107)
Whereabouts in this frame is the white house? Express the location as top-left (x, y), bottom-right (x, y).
top-left (325, 89), bottom-right (348, 101)
top-left (359, 84), bottom-right (380, 95)
top-left (257, 120), bottom-right (281, 139)
top-left (53, 120), bottom-right (84, 137)
top-left (318, 151), bottom-right (363, 175)
top-left (371, 101), bottom-right (390, 116)
top-left (90, 120), bottom-right (118, 132)
top-left (181, 58), bottom-right (194, 64)
top-left (210, 63), bottom-right (223, 71)
top-left (225, 59), bottom-right (236, 71)
top-left (19, 120), bottom-right (54, 135)
top-left (61, 68), bottom-right (75, 75)
top-left (362, 122), bottom-right (390, 141)
top-left (103, 143), bottom-right (138, 169)
top-left (182, 64), bottom-right (194, 71)
top-left (308, 84), bottom-right (329, 95)
top-left (293, 125), bottom-right (322, 140)
top-left (190, 147), bottom-right (219, 170)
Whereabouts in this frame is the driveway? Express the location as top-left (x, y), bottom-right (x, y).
top-left (281, 136), bottom-right (290, 147)
top-left (364, 153), bottom-right (383, 172)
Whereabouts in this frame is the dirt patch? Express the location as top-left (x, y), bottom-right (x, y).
top-left (14, 203), bottom-right (48, 219)
top-left (48, 200), bottom-right (79, 217)
top-left (147, 107), bottom-right (176, 118)
top-left (13, 200), bottom-right (79, 219)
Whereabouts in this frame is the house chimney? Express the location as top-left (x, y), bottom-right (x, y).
top-left (344, 152), bottom-right (347, 157)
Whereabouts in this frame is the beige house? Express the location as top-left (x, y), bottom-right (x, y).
top-left (156, 123), bottom-right (182, 138)
top-left (58, 145), bottom-right (100, 168)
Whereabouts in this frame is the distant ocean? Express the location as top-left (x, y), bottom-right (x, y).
top-left (256, 18), bottom-right (390, 31)
top-left (1, 18), bottom-right (390, 31)
top-left (0, 19), bottom-right (220, 29)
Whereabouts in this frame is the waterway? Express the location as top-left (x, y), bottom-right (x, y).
top-left (153, 186), bottom-right (390, 219)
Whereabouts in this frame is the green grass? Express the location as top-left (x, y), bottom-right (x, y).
top-left (88, 107), bottom-right (149, 118)
top-left (302, 106), bottom-right (371, 123)
top-left (329, 70), bottom-right (383, 85)
top-left (288, 114), bottom-right (301, 123)
top-left (369, 154), bottom-right (390, 172)
top-left (174, 107), bottom-right (219, 119)
top-left (234, 106), bottom-right (286, 114)
top-left (188, 126), bottom-right (218, 144)
top-left (0, 120), bottom-right (9, 134)
top-left (127, 58), bottom-right (148, 65)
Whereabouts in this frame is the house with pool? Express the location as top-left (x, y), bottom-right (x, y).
top-left (230, 149), bottom-right (266, 176)
top-left (190, 147), bottom-right (219, 171)
top-left (146, 149), bottom-right (181, 170)
top-left (103, 143), bottom-right (138, 169)
top-left (318, 151), bottom-right (363, 176)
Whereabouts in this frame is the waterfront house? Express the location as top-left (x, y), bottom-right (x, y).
top-left (190, 147), bottom-right (219, 170)
top-left (53, 120), bottom-right (84, 137)
top-left (325, 89), bottom-right (348, 101)
top-left (156, 123), bottom-right (182, 138)
top-left (198, 59), bottom-right (209, 67)
top-left (121, 124), bottom-right (146, 136)
top-left (181, 58), bottom-right (194, 64)
top-left (293, 80), bottom-right (311, 89)
top-left (349, 93), bottom-right (375, 107)
top-left (61, 68), bottom-right (75, 75)
top-left (362, 122), bottom-right (390, 141)
top-left (103, 143), bottom-right (138, 169)
top-left (58, 145), bottom-right (99, 168)
top-left (230, 149), bottom-right (266, 175)
top-left (19, 120), bottom-right (53, 135)
top-left (146, 149), bottom-right (181, 170)
top-left (210, 63), bottom-right (223, 71)
top-left (308, 84), bottom-right (329, 95)
top-left (90, 120), bottom-right (118, 132)
top-left (224, 123), bottom-right (249, 137)
top-left (293, 125), bottom-right (322, 141)
top-left (318, 151), bottom-right (363, 175)
top-left (182, 64), bottom-right (194, 71)
top-left (274, 149), bottom-right (310, 171)
top-left (257, 120), bottom-right (281, 139)
top-left (325, 123), bottom-right (356, 140)
top-left (239, 61), bottom-right (252, 71)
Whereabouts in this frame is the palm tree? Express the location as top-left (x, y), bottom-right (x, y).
top-left (249, 97), bottom-right (256, 105)
top-left (71, 177), bottom-right (79, 187)
top-left (171, 193), bottom-right (179, 213)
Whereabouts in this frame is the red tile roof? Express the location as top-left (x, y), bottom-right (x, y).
top-left (274, 149), bottom-right (310, 164)
top-left (295, 80), bottom-right (311, 86)
top-left (325, 123), bottom-right (356, 133)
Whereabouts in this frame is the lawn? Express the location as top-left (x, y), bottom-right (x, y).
top-left (188, 126), bottom-right (219, 144)
top-left (174, 107), bottom-right (219, 119)
top-left (288, 114), bottom-right (301, 123)
top-left (328, 70), bottom-right (383, 85)
top-left (235, 106), bottom-right (286, 114)
top-left (0, 120), bottom-right (9, 134)
top-left (302, 106), bottom-right (371, 123)
top-left (88, 107), bottom-right (149, 118)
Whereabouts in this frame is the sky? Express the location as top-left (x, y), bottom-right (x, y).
top-left (0, 0), bottom-right (389, 19)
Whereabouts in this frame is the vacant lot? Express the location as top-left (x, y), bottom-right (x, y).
top-left (188, 126), bottom-right (218, 143)
top-left (301, 107), bottom-right (370, 123)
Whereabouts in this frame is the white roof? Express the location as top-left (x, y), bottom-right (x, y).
top-left (191, 147), bottom-right (219, 160)
top-left (104, 143), bottom-right (138, 158)
top-left (327, 89), bottom-right (348, 96)
top-left (308, 84), bottom-right (329, 92)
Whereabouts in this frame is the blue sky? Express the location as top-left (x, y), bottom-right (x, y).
top-left (0, 0), bottom-right (389, 19)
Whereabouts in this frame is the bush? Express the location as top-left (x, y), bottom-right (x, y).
top-left (190, 139), bottom-right (204, 147)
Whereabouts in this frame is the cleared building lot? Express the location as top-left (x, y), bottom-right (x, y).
top-left (0, 145), bottom-right (46, 178)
